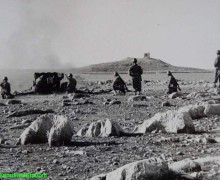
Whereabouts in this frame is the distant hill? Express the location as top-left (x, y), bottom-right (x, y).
top-left (79, 57), bottom-right (208, 73)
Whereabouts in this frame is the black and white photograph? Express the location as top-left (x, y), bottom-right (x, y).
top-left (0, 0), bottom-right (220, 179)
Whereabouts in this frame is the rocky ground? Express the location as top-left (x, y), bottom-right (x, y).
top-left (1, 80), bottom-right (220, 179)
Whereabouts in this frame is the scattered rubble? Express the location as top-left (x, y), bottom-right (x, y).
top-left (4, 83), bottom-right (220, 179)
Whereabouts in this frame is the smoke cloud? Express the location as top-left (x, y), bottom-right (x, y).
top-left (5, 1), bottom-right (68, 69)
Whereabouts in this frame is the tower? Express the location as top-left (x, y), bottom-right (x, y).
top-left (144, 53), bottom-right (150, 58)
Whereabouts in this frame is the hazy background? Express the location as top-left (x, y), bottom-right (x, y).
top-left (0, 0), bottom-right (220, 69)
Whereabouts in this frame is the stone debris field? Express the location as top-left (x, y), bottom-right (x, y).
top-left (2, 78), bottom-right (220, 179)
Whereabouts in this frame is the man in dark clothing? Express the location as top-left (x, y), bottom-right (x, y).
top-left (0, 77), bottom-right (13, 99)
top-left (167, 71), bottom-right (181, 94)
top-left (214, 50), bottom-right (220, 87)
top-left (128, 58), bottom-right (143, 95)
top-left (65, 73), bottom-right (77, 93)
top-left (112, 72), bottom-right (128, 95)
top-left (34, 75), bottom-right (46, 93)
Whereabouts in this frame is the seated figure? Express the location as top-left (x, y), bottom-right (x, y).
top-left (112, 72), bottom-right (127, 95)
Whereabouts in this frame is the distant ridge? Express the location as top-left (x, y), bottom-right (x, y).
top-left (79, 56), bottom-right (208, 73)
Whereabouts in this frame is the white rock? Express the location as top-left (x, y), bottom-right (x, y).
top-left (168, 92), bottom-right (182, 99)
top-left (17, 115), bottom-right (74, 146)
top-left (169, 158), bottom-right (201, 173)
top-left (17, 115), bottom-right (53, 145)
top-left (77, 119), bottom-right (124, 137)
top-left (67, 150), bottom-right (86, 156)
top-left (90, 157), bottom-right (170, 180)
top-left (186, 92), bottom-right (197, 99)
top-left (214, 137), bottom-right (220, 143)
top-left (204, 104), bottom-right (220, 115)
top-left (76, 123), bottom-right (89, 137)
top-left (135, 110), bottom-right (195, 134)
top-left (128, 95), bottom-right (149, 102)
top-left (194, 156), bottom-right (220, 165)
top-left (179, 104), bottom-right (205, 120)
top-left (48, 115), bottom-right (74, 146)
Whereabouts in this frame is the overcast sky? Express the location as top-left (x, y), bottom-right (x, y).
top-left (0, 0), bottom-right (220, 69)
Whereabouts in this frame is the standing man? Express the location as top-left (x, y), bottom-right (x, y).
top-left (214, 50), bottom-right (220, 88)
top-left (0, 77), bottom-right (13, 99)
top-left (129, 58), bottom-right (143, 95)
top-left (167, 71), bottom-right (181, 94)
top-left (65, 73), bottom-right (77, 93)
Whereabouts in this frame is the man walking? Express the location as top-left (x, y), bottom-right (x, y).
top-left (128, 58), bottom-right (143, 95)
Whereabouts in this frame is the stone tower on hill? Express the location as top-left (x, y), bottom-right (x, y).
top-left (144, 53), bottom-right (150, 58)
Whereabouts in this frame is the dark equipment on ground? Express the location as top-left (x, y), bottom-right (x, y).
top-left (16, 72), bottom-right (113, 95)
top-left (33, 72), bottom-right (64, 94)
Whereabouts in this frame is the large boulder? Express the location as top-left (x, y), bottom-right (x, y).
top-left (194, 156), bottom-right (220, 164)
top-left (17, 115), bottom-right (74, 146)
top-left (169, 158), bottom-right (201, 173)
top-left (204, 104), bottom-right (220, 115)
top-left (179, 104), bottom-right (206, 119)
top-left (77, 119), bottom-right (124, 137)
top-left (135, 110), bottom-right (195, 134)
top-left (48, 115), bottom-right (74, 146)
top-left (90, 157), bottom-right (174, 180)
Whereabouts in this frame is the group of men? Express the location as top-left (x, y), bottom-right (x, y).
top-left (33, 73), bottom-right (73, 94)
top-left (0, 73), bottom-right (77, 99)
top-left (1, 50), bottom-right (220, 99)
top-left (0, 59), bottom-right (182, 99)
top-left (112, 58), bottom-right (181, 95)
top-left (112, 58), bottom-right (143, 95)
